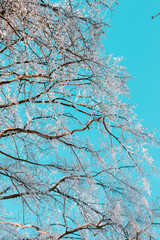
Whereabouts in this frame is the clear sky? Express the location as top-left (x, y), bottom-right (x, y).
top-left (104, 0), bottom-right (160, 197)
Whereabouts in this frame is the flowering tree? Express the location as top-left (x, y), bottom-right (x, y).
top-left (0, 0), bottom-right (160, 239)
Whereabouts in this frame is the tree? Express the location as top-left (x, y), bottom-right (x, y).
top-left (0, 0), bottom-right (160, 239)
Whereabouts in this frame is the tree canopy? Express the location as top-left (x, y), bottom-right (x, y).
top-left (0, 0), bottom-right (160, 239)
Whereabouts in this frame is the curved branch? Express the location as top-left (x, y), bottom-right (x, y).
top-left (0, 221), bottom-right (52, 239)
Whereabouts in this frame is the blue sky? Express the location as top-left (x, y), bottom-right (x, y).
top-left (104, 0), bottom-right (160, 196)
